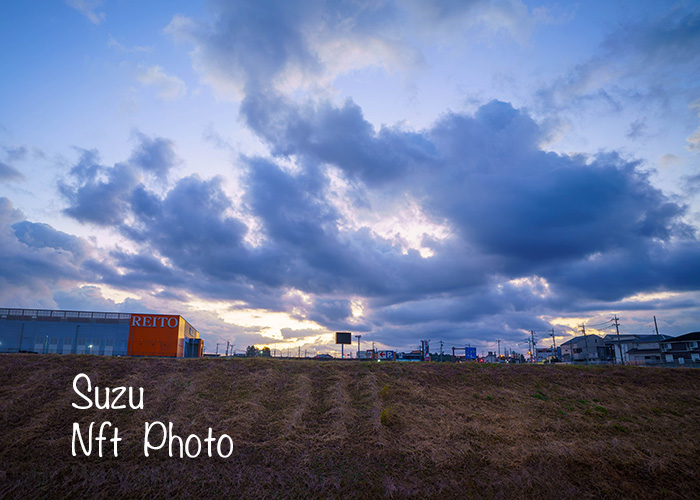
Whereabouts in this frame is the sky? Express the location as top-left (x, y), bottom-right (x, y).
top-left (1, 0), bottom-right (699, 356)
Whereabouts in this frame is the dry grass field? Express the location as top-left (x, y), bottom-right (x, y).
top-left (1, 354), bottom-right (699, 499)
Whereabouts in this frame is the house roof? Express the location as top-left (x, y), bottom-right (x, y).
top-left (665, 332), bottom-right (700, 342)
top-left (605, 334), bottom-right (672, 344)
top-left (560, 335), bottom-right (604, 346)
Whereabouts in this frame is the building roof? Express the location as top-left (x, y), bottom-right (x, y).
top-left (560, 335), bottom-right (604, 346)
top-left (604, 334), bottom-right (672, 344)
top-left (665, 332), bottom-right (700, 342)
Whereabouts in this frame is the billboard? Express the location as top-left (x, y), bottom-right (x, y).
top-left (465, 347), bottom-right (477, 360)
top-left (377, 350), bottom-right (395, 361)
top-left (335, 331), bottom-right (352, 344)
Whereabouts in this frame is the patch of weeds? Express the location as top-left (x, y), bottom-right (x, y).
top-left (592, 398), bottom-right (600, 403)
top-left (380, 407), bottom-right (395, 427)
top-left (594, 405), bottom-right (608, 414)
top-left (532, 391), bottom-right (549, 401)
top-left (380, 384), bottom-right (390, 398)
top-left (473, 393), bottom-right (480, 399)
top-left (577, 399), bottom-right (589, 405)
top-left (485, 395), bottom-right (493, 401)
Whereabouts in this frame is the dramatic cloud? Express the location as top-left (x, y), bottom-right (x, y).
top-left (4, 1), bottom-right (699, 352)
top-left (53, 94), bottom-right (700, 346)
top-left (59, 133), bottom-right (178, 225)
top-left (0, 197), bottom-right (93, 306)
top-left (165, 0), bottom-right (545, 99)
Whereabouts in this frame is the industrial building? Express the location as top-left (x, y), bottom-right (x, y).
top-left (0, 308), bottom-right (203, 358)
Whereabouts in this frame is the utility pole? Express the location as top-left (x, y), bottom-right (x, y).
top-left (530, 330), bottom-right (536, 362)
top-left (496, 339), bottom-right (501, 359)
top-left (440, 340), bottom-right (444, 361)
top-left (355, 335), bottom-right (362, 357)
top-left (550, 328), bottom-right (556, 360)
top-left (525, 338), bottom-right (532, 362)
top-left (654, 316), bottom-right (663, 364)
top-left (580, 324), bottom-right (589, 365)
top-left (612, 315), bottom-right (623, 365)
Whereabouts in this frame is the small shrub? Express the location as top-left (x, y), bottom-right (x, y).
top-left (380, 384), bottom-right (390, 398)
top-left (380, 407), bottom-right (394, 426)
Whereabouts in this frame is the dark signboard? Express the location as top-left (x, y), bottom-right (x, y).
top-left (335, 331), bottom-right (352, 344)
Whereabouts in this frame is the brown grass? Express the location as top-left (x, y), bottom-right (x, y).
top-left (1, 355), bottom-right (699, 499)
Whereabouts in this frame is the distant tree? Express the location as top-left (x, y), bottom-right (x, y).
top-left (261, 346), bottom-right (271, 357)
top-left (246, 345), bottom-right (259, 357)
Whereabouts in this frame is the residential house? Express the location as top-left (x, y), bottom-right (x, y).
top-left (660, 332), bottom-right (700, 364)
top-left (535, 347), bottom-right (560, 362)
top-left (603, 334), bottom-right (672, 366)
top-left (560, 335), bottom-right (608, 363)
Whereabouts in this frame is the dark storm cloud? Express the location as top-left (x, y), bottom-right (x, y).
top-left (0, 197), bottom-right (94, 305)
top-left (128, 133), bottom-right (178, 179)
top-left (548, 240), bottom-right (700, 303)
top-left (241, 93), bottom-right (438, 185)
top-left (125, 175), bottom-right (251, 278)
top-left (60, 133), bottom-right (178, 226)
top-left (54, 95), bottom-right (700, 346)
top-left (307, 298), bottom-right (352, 325)
top-left (239, 93), bottom-right (698, 311)
top-left (243, 156), bottom-right (488, 299)
top-left (166, 0), bottom-right (512, 101)
top-left (60, 156), bottom-right (139, 226)
top-left (167, 0), bottom-right (323, 94)
top-left (242, 92), bottom-right (693, 283)
top-left (12, 220), bottom-right (88, 259)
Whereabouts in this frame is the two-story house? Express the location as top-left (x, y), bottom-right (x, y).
top-left (660, 332), bottom-right (700, 364)
top-left (603, 334), bottom-right (673, 366)
top-left (560, 335), bottom-right (608, 363)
